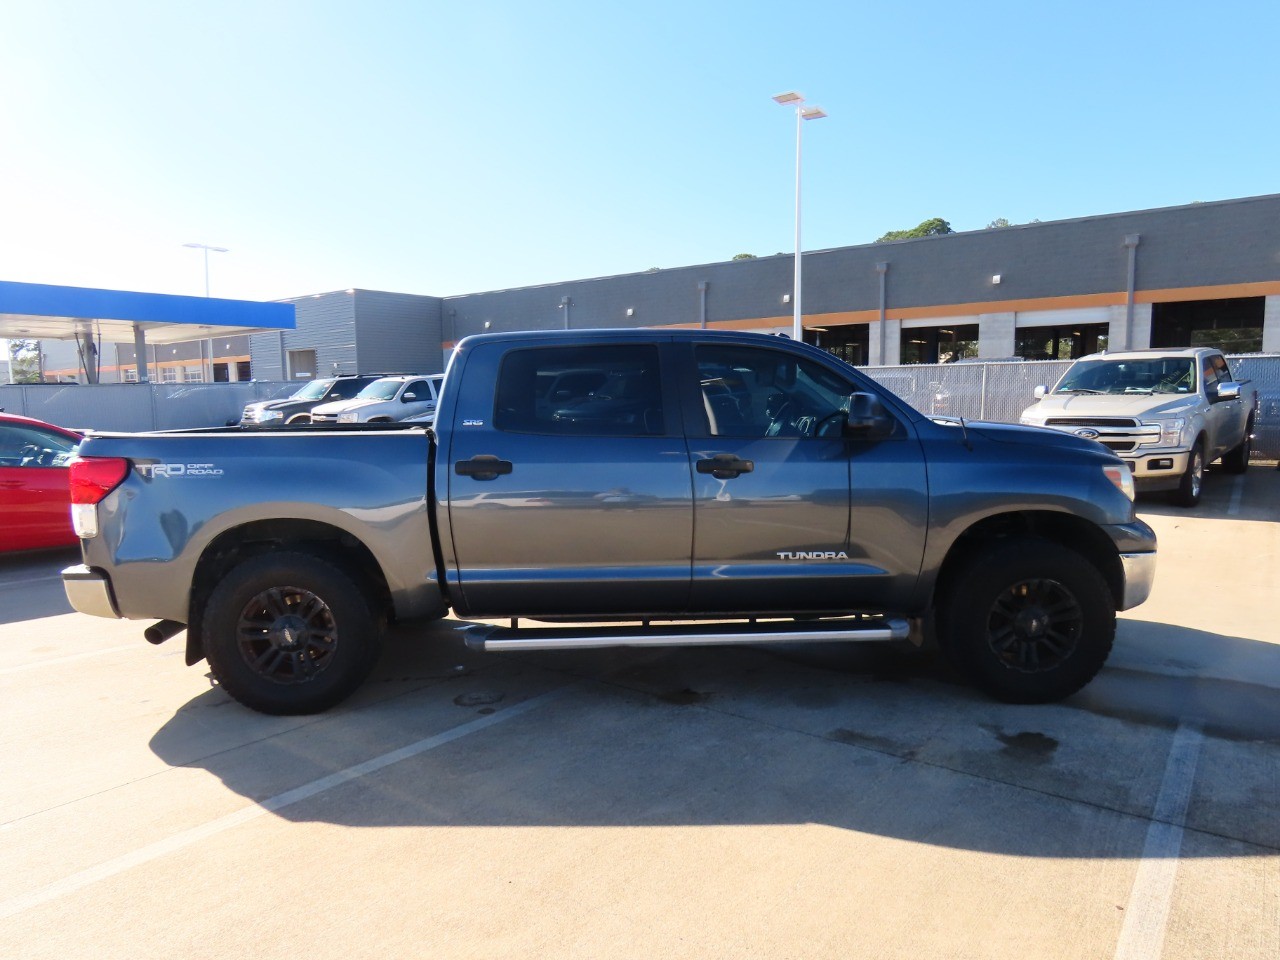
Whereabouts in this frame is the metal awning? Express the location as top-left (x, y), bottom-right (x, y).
top-left (0, 279), bottom-right (295, 346)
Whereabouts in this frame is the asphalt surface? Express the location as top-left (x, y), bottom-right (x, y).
top-left (1, 465), bottom-right (1277, 959)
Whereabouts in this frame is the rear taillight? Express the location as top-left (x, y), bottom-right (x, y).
top-left (69, 457), bottom-right (129, 539)
top-left (69, 457), bottom-right (130, 505)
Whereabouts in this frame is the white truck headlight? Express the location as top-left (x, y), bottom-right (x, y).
top-left (1156, 418), bottom-right (1185, 447)
top-left (258, 409), bottom-right (283, 422)
top-left (1018, 415), bottom-right (1038, 426)
top-left (338, 412), bottom-right (358, 423)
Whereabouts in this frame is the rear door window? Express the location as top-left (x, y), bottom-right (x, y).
top-left (494, 345), bottom-right (665, 436)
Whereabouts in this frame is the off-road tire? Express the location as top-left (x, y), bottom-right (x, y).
top-left (203, 552), bottom-right (382, 715)
top-left (939, 538), bottom-right (1115, 704)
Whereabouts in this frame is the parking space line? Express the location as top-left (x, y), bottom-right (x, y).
top-left (0, 645), bottom-right (142, 676)
top-left (1227, 476), bottom-right (1244, 516)
top-left (0, 684), bottom-right (572, 922)
top-left (0, 574), bottom-right (64, 590)
top-left (1113, 722), bottom-right (1205, 960)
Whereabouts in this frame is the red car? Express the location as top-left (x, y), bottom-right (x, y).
top-left (0, 412), bottom-right (82, 552)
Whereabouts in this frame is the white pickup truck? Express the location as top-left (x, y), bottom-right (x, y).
top-left (1020, 347), bottom-right (1258, 506)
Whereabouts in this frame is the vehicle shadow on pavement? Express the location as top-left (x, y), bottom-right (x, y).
top-left (1135, 463), bottom-right (1279, 522)
top-left (147, 616), bottom-right (1280, 860)
top-left (0, 548), bottom-right (78, 625)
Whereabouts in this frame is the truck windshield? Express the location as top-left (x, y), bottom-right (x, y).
top-left (1055, 358), bottom-right (1196, 395)
top-left (291, 379), bottom-right (334, 401)
top-left (355, 380), bottom-right (404, 401)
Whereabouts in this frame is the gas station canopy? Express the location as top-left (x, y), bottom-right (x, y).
top-left (0, 279), bottom-right (295, 346)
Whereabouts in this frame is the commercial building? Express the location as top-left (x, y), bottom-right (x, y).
top-left (26, 193), bottom-right (1280, 384)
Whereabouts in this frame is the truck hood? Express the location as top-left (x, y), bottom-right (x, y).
top-left (1024, 393), bottom-right (1199, 421)
top-left (953, 419), bottom-right (1117, 457)
top-left (310, 398), bottom-right (366, 415)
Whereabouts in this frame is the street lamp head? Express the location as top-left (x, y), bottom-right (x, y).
top-left (772, 91), bottom-right (804, 105)
top-left (183, 242), bottom-right (229, 253)
top-left (800, 106), bottom-right (827, 120)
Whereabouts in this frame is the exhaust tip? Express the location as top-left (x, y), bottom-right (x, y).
top-left (144, 620), bottom-right (186, 645)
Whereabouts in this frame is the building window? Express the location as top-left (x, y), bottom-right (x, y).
top-left (124, 368), bottom-right (138, 383)
top-left (1151, 297), bottom-right (1264, 354)
top-left (161, 368), bottom-right (178, 383)
top-left (1016, 323), bottom-right (1109, 360)
top-left (900, 324), bottom-right (979, 364)
top-left (183, 369), bottom-right (204, 383)
top-left (813, 325), bottom-right (870, 366)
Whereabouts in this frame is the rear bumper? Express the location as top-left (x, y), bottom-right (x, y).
top-left (61, 564), bottom-right (121, 619)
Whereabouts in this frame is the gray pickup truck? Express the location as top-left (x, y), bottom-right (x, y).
top-left (62, 329), bottom-right (1157, 715)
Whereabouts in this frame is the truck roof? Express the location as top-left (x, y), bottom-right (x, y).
top-left (1074, 347), bottom-right (1221, 362)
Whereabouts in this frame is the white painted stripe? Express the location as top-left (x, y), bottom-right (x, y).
top-left (1113, 722), bottom-right (1205, 960)
top-left (0, 685), bottom-right (570, 921)
top-left (1227, 476), bottom-right (1244, 517)
top-left (0, 644), bottom-right (141, 676)
top-left (0, 574), bottom-right (64, 589)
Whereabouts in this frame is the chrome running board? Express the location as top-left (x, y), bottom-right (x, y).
top-left (461, 616), bottom-right (910, 653)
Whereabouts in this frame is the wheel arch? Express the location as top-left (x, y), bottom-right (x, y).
top-left (932, 510), bottom-right (1125, 615)
top-left (185, 518), bottom-right (393, 666)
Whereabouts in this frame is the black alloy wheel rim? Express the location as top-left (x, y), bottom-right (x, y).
top-left (236, 586), bottom-right (338, 684)
top-left (985, 578), bottom-right (1083, 673)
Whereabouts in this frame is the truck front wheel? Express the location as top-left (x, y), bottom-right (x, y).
top-left (1170, 439), bottom-right (1205, 506)
top-left (203, 552), bottom-right (383, 715)
top-left (940, 539), bottom-right (1115, 703)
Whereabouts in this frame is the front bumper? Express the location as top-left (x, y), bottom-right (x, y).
top-left (1125, 450), bottom-right (1190, 492)
top-left (1118, 551), bottom-right (1158, 610)
top-left (62, 564), bottom-right (121, 619)
top-left (1101, 520), bottom-right (1157, 611)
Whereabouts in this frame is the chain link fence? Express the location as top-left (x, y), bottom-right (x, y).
top-left (4, 354), bottom-right (1279, 462)
top-left (861, 355), bottom-right (1280, 462)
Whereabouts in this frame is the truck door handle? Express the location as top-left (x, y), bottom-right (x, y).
top-left (696, 454), bottom-right (754, 480)
top-left (455, 456), bottom-right (513, 481)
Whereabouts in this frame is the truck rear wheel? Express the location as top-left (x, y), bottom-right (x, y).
top-left (1222, 417), bottom-right (1253, 475)
top-left (203, 552), bottom-right (383, 715)
top-left (939, 538), bottom-right (1115, 703)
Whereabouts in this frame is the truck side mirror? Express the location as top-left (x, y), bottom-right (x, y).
top-left (843, 392), bottom-right (891, 438)
top-left (402, 392), bottom-right (418, 402)
top-left (1033, 385), bottom-right (1047, 399)
top-left (1212, 381), bottom-right (1240, 402)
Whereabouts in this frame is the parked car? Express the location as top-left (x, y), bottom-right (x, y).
top-left (310, 374), bottom-right (444, 424)
top-left (0, 412), bottom-right (81, 552)
top-left (239, 374), bottom-right (387, 427)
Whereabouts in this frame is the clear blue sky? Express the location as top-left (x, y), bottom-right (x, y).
top-left (1, 0), bottom-right (1275, 303)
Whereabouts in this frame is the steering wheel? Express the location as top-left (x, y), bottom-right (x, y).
top-left (18, 443), bottom-right (41, 466)
top-left (765, 398), bottom-right (797, 437)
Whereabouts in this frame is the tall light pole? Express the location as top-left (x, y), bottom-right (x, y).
top-left (772, 92), bottom-right (827, 342)
top-left (182, 242), bottom-right (229, 382)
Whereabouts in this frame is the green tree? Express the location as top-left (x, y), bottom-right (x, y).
top-left (986, 217), bottom-right (1012, 229)
top-left (6, 338), bottom-right (41, 383)
top-left (731, 252), bottom-right (757, 260)
top-left (876, 217), bottom-right (953, 243)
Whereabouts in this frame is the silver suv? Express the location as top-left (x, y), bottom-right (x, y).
top-left (310, 374), bottom-right (443, 424)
